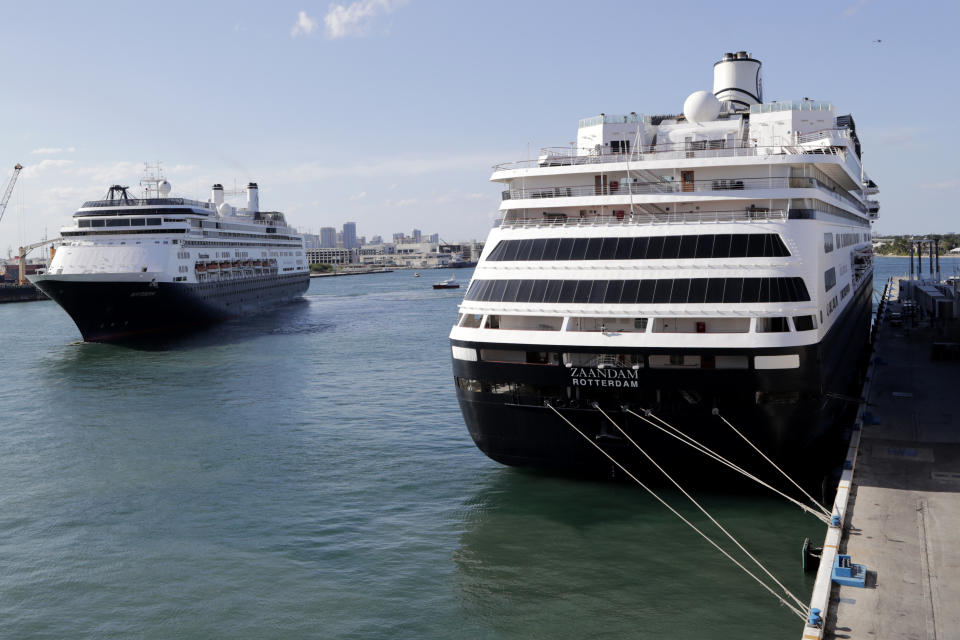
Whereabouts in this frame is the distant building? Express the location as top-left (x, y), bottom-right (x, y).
top-left (320, 227), bottom-right (337, 248)
top-left (393, 232), bottom-right (406, 244)
top-left (302, 233), bottom-right (321, 249)
top-left (306, 248), bottom-right (357, 265)
top-left (411, 228), bottom-right (422, 243)
top-left (370, 235), bottom-right (382, 245)
top-left (343, 222), bottom-right (358, 250)
top-left (427, 233), bottom-right (439, 244)
top-left (336, 231), bottom-right (343, 247)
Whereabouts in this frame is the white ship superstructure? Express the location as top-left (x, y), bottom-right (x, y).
top-left (32, 171), bottom-right (309, 341)
top-left (449, 52), bottom-right (877, 476)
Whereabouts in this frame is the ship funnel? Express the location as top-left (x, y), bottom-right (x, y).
top-left (212, 183), bottom-right (224, 207)
top-left (713, 51), bottom-right (762, 109)
top-left (247, 182), bottom-right (259, 213)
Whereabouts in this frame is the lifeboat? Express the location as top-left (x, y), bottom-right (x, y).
top-left (207, 262), bottom-right (219, 271)
top-left (195, 264), bottom-right (207, 272)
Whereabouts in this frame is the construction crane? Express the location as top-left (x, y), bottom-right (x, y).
top-left (17, 238), bottom-right (57, 285)
top-left (0, 163), bottom-right (23, 226)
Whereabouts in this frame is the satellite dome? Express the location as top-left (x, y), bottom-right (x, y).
top-left (683, 90), bottom-right (721, 124)
top-left (217, 201), bottom-right (232, 216)
top-left (158, 180), bottom-right (172, 196)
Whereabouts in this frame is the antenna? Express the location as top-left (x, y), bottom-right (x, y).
top-left (140, 161), bottom-right (165, 199)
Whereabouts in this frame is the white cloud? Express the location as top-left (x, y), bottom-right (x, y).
top-left (324, 0), bottom-right (404, 39)
top-left (291, 11), bottom-right (319, 37)
top-left (31, 147), bottom-right (63, 155)
top-left (348, 191), bottom-right (367, 200)
top-left (22, 159), bottom-right (74, 177)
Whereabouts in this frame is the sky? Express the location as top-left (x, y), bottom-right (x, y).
top-left (1, 0), bottom-right (958, 253)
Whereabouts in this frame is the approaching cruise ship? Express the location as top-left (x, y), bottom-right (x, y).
top-left (31, 168), bottom-right (309, 342)
top-left (449, 52), bottom-right (878, 478)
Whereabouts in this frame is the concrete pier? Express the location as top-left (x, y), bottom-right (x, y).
top-left (808, 278), bottom-right (960, 639)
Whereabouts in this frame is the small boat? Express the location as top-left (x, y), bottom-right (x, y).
top-left (433, 276), bottom-right (460, 289)
top-left (414, 272), bottom-right (420, 277)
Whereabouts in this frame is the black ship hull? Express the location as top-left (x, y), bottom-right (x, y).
top-left (451, 278), bottom-right (873, 482)
top-left (33, 273), bottom-right (309, 342)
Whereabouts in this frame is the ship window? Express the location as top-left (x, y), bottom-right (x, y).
top-left (633, 279), bottom-right (652, 303)
top-left (621, 279), bottom-right (640, 303)
top-left (694, 235), bottom-right (713, 258)
top-left (516, 279), bottom-right (534, 302)
top-left (630, 237), bottom-right (650, 259)
top-left (824, 233), bottom-right (834, 253)
top-left (516, 239), bottom-right (533, 261)
top-left (542, 238), bottom-right (560, 260)
top-left (558, 280), bottom-right (578, 303)
top-left (757, 317), bottom-right (790, 332)
top-left (455, 377), bottom-right (482, 392)
top-left (544, 279), bottom-right (563, 303)
top-left (649, 355), bottom-right (701, 369)
top-left (705, 278), bottom-right (725, 303)
top-left (615, 237), bottom-right (634, 259)
top-left (678, 235), bottom-right (698, 259)
top-left (504, 280), bottom-right (522, 301)
top-left (130, 218), bottom-right (145, 226)
top-left (723, 278), bottom-right (744, 303)
top-left (147, 218), bottom-right (161, 226)
top-left (741, 278), bottom-right (761, 303)
top-left (824, 267), bottom-right (837, 292)
top-left (646, 236), bottom-right (665, 260)
top-left (480, 349), bottom-right (526, 363)
top-left (793, 315), bottom-right (817, 331)
top-left (502, 240), bottom-right (520, 261)
top-left (588, 280), bottom-right (607, 303)
top-left (599, 237), bottom-right (618, 259)
top-left (531, 279), bottom-right (548, 302)
top-left (459, 314), bottom-right (483, 328)
top-left (604, 280), bottom-right (624, 303)
top-left (570, 237), bottom-right (589, 260)
top-left (584, 237), bottom-right (603, 260)
top-left (729, 235), bottom-right (748, 257)
top-left (556, 237), bottom-right (575, 260)
top-left (91, 219), bottom-right (105, 227)
top-left (529, 238), bottom-right (546, 261)
top-left (747, 234), bottom-right (765, 256)
top-left (669, 279), bottom-right (690, 303)
top-left (652, 279), bottom-right (672, 303)
top-left (78, 219), bottom-right (91, 227)
top-left (688, 278), bottom-right (708, 303)
top-left (573, 280), bottom-right (593, 303)
top-left (661, 235), bottom-right (681, 260)
top-left (711, 234), bottom-right (731, 258)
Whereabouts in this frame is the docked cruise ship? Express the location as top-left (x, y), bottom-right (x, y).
top-left (449, 52), bottom-right (878, 479)
top-left (31, 171), bottom-right (309, 342)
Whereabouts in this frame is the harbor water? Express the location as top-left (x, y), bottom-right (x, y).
top-left (1, 259), bottom-right (954, 638)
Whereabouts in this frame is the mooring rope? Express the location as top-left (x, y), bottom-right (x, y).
top-left (545, 403), bottom-right (807, 621)
top-left (624, 408), bottom-right (832, 523)
top-left (592, 403), bottom-right (808, 612)
top-left (715, 411), bottom-right (832, 517)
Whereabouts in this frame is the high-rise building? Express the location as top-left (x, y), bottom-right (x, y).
top-left (370, 235), bottom-right (382, 245)
top-left (393, 232), bottom-right (406, 244)
top-left (411, 228), bottom-right (422, 243)
top-left (320, 227), bottom-right (337, 248)
top-left (343, 222), bottom-right (358, 249)
top-left (427, 233), bottom-right (439, 244)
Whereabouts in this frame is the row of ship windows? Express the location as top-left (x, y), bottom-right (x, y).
top-left (486, 234), bottom-right (790, 262)
top-left (824, 231), bottom-right (870, 253)
top-left (456, 314), bottom-right (818, 333)
top-left (452, 349), bottom-right (800, 371)
top-left (78, 218), bottom-right (163, 228)
top-left (464, 277), bottom-right (811, 305)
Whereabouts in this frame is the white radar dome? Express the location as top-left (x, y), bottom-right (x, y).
top-left (158, 180), bottom-right (172, 196)
top-left (217, 201), bottom-right (232, 216)
top-left (683, 90), bottom-right (721, 124)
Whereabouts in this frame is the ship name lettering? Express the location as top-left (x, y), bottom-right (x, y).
top-left (569, 367), bottom-right (639, 387)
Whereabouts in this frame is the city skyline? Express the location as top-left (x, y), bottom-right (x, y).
top-left (2, 1), bottom-right (959, 250)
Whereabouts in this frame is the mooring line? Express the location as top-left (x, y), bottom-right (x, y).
top-left (545, 403), bottom-right (806, 621)
top-left (715, 411), bottom-right (830, 518)
top-left (592, 403), bottom-right (808, 612)
top-left (624, 408), bottom-right (831, 523)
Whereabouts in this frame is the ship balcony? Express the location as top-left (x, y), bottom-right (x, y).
top-left (493, 140), bottom-right (852, 173)
top-left (498, 208), bottom-right (790, 229)
top-left (500, 175), bottom-right (865, 213)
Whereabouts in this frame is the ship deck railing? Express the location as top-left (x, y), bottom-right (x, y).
top-left (497, 209), bottom-right (789, 229)
top-left (502, 176), bottom-right (864, 210)
top-left (493, 140), bottom-right (852, 171)
top-left (80, 197), bottom-right (215, 209)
